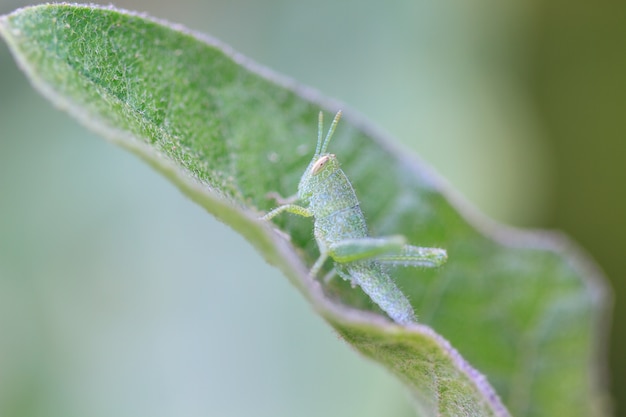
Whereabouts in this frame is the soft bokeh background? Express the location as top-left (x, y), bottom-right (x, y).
top-left (0, 0), bottom-right (623, 416)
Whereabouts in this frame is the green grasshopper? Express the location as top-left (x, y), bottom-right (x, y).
top-left (262, 111), bottom-right (447, 325)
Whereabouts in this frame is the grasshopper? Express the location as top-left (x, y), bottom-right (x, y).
top-left (262, 111), bottom-right (447, 325)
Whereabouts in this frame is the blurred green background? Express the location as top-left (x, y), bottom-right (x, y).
top-left (0, 0), bottom-right (623, 416)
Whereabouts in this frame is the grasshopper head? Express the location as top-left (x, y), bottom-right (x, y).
top-left (298, 153), bottom-right (340, 199)
top-left (297, 111), bottom-right (342, 199)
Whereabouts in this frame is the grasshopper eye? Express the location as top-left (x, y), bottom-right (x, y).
top-left (311, 155), bottom-right (331, 175)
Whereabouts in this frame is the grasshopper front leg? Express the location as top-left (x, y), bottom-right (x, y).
top-left (261, 204), bottom-right (313, 221)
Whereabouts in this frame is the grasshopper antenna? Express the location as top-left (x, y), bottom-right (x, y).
top-left (316, 110), bottom-right (342, 156)
top-left (314, 111), bottom-right (324, 156)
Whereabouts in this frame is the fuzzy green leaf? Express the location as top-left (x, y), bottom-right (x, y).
top-left (0, 4), bottom-right (610, 417)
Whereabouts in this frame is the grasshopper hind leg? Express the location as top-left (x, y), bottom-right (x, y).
top-left (375, 245), bottom-right (447, 268)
